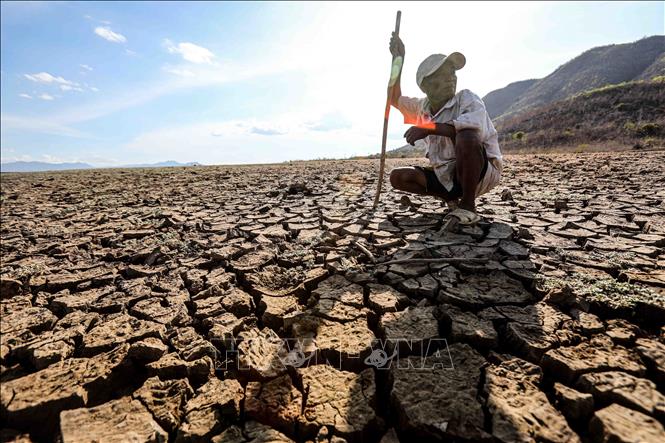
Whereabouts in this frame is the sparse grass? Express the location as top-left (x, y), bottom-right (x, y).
top-left (543, 273), bottom-right (663, 310)
top-left (575, 143), bottom-right (590, 153)
top-left (642, 137), bottom-right (657, 148)
top-left (156, 230), bottom-right (195, 254)
top-left (1, 262), bottom-right (49, 281)
top-left (575, 81), bottom-right (631, 98)
top-left (588, 249), bottom-right (640, 269)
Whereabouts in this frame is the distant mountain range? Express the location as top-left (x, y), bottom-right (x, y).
top-left (122, 161), bottom-right (202, 169)
top-left (0, 160), bottom-right (202, 173)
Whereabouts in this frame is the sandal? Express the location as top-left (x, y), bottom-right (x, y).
top-left (444, 208), bottom-right (481, 226)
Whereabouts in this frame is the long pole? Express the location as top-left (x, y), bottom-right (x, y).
top-left (373, 11), bottom-right (402, 209)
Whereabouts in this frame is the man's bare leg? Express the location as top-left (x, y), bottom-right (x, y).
top-left (455, 129), bottom-right (484, 213)
top-left (389, 167), bottom-right (453, 202)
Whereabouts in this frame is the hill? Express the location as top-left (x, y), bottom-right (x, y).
top-left (484, 35), bottom-right (665, 121)
top-left (364, 140), bottom-right (426, 159)
top-left (637, 52), bottom-right (665, 80)
top-left (496, 78), bottom-right (665, 151)
top-left (483, 79), bottom-right (539, 119)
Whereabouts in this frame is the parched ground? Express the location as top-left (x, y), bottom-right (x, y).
top-left (1, 150), bottom-right (664, 443)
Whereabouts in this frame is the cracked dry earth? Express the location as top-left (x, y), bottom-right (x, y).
top-left (1, 150), bottom-right (664, 443)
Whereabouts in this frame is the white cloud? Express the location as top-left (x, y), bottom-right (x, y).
top-left (94, 26), bottom-right (126, 43)
top-left (125, 49), bottom-right (138, 56)
top-left (249, 126), bottom-right (287, 136)
top-left (164, 39), bottom-right (215, 64)
top-left (84, 15), bottom-right (112, 26)
top-left (80, 64), bottom-right (93, 71)
top-left (19, 93), bottom-right (32, 99)
top-left (60, 84), bottom-right (84, 92)
top-left (24, 72), bottom-right (78, 86)
top-left (25, 73), bottom-right (85, 93)
top-left (163, 66), bottom-right (195, 77)
top-left (89, 86), bottom-right (99, 92)
top-left (40, 154), bottom-right (67, 163)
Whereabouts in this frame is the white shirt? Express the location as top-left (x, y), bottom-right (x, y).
top-left (397, 89), bottom-right (502, 192)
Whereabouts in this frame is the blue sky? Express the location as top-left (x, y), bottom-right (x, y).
top-left (1, 1), bottom-right (663, 166)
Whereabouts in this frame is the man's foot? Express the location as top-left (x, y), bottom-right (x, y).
top-left (445, 208), bottom-right (481, 226)
top-left (458, 200), bottom-right (476, 213)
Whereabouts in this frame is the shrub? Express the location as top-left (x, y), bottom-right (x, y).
top-left (623, 121), bottom-right (637, 133)
top-left (636, 122), bottom-right (661, 137)
top-left (512, 131), bottom-right (526, 141)
top-left (643, 137), bottom-right (657, 148)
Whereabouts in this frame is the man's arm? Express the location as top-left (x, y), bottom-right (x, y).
top-left (404, 122), bottom-right (457, 145)
top-left (431, 123), bottom-right (456, 139)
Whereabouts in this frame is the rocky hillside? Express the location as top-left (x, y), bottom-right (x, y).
top-left (497, 78), bottom-right (665, 151)
top-left (637, 52), bottom-right (665, 80)
top-left (484, 35), bottom-right (665, 120)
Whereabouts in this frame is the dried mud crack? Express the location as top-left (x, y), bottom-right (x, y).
top-left (1, 151), bottom-right (664, 442)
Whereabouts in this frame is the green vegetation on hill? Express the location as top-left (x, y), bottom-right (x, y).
top-left (497, 78), bottom-right (665, 151)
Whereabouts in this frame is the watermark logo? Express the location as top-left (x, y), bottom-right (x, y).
top-left (363, 348), bottom-right (398, 368)
top-left (222, 337), bottom-right (453, 371)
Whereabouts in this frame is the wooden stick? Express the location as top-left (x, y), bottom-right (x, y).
top-left (373, 11), bottom-right (402, 209)
top-left (376, 257), bottom-right (489, 266)
top-left (352, 241), bottom-right (376, 263)
top-left (375, 238), bottom-right (404, 249)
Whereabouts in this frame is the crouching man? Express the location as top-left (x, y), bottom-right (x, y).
top-left (388, 32), bottom-right (502, 226)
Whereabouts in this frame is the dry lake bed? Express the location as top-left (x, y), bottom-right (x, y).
top-left (1, 150), bottom-right (664, 442)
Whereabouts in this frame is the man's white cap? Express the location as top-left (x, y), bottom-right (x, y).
top-left (416, 52), bottom-right (466, 87)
